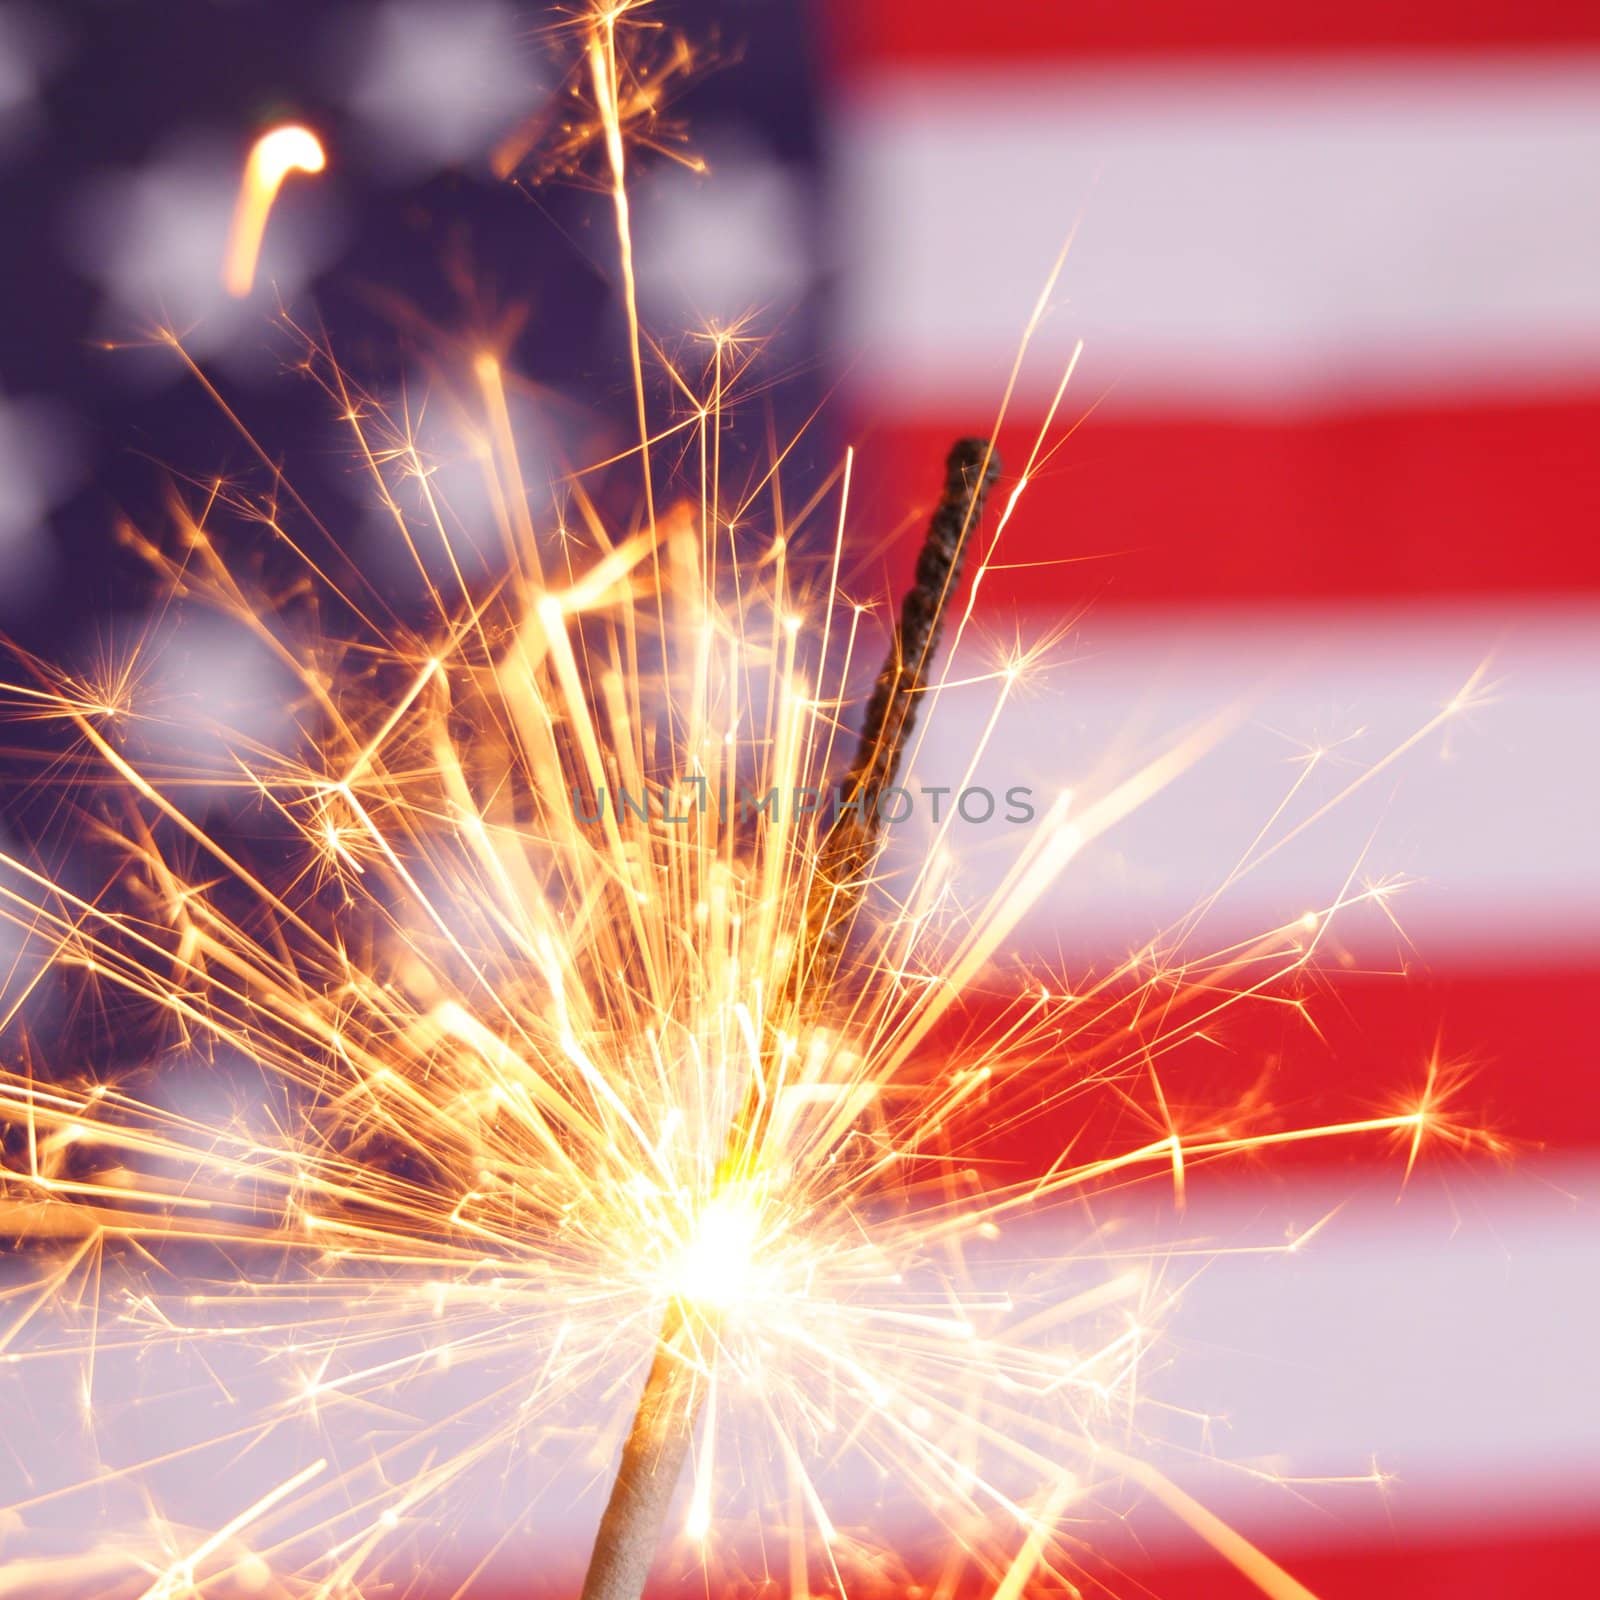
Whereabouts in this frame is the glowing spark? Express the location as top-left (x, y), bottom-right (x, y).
top-left (223, 124), bottom-right (326, 298)
top-left (668, 1188), bottom-right (766, 1312)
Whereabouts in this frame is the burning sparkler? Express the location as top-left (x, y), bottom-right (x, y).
top-left (579, 439), bottom-right (1002, 1600)
top-left (0, 7), bottom-right (1497, 1598)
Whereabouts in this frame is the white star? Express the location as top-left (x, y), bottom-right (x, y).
top-left (0, 391), bottom-right (77, 605)
top-left (633, 133), bottom-right (814, 330)
top-left (342, 0), bottom-right (546, 175)
top-left (0, 3), bottom-right (64, 159)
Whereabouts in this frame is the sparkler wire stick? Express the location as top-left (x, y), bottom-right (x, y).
top-left (806, 437), bottom-right (1001, 989)
top-left (577, 1307), bottom-right (702, 1600)
top-left (577, 438), bottom-right (1001, 1600)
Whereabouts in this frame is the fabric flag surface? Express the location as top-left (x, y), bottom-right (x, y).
top-left (822, 0), bottom-right (1600, 1593)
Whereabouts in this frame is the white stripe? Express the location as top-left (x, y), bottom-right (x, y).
top-left (1151, 1161), bottom-right (1600, 1533)
top-left (1017, 1158), bottom-right (1600, 1542)
top-left (833, 60), bottom-right (1600, 415)
top-left (885, 600), bottom-right (1600, 962)
top-left (5, 1166), bottom-right (1591, 1565)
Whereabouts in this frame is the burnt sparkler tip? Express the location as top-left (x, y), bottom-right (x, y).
top-left (912, 437), bottom-right (999, 595)
top-left (945, 437), bottom-right (1001, 496)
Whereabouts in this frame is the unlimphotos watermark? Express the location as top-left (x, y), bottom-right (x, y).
top-left (569, 777), bottom-right (1037, 828)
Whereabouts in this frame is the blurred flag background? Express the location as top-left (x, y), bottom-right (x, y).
top-left (1, 1), bottom-right (1596, 1594)
top-left (824, 2), bottom-right (1600, 1592)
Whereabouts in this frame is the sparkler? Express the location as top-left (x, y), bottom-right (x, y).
top-left (0, 8), bottom-right (1498, 1598)
top-left (580, 438), bottom-right (1002, 1600)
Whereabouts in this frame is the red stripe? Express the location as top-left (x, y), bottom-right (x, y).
top-left (463, 1518), bottom-right (1600, 1596)
top-left (915, 963), bottom-right (1600, 1181)
top-left (827, 0), bottom-right (1600, 69)
top-left (968, 1518), bottom-right (1600, 1598)
top-left (856, 399), bottom-right (1600, 608)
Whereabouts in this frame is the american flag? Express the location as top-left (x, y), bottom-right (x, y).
top-left (1, 2), bottom-right (1596, 1594)
top-left (820, 0), bottom-right (1600, 1592)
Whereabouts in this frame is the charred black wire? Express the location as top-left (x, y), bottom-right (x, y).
top-left (840, 437), bottom-right (1000, 811)
top-left (806, 437), bottom-right (1001, 975)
